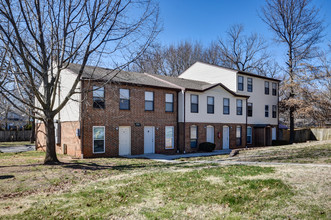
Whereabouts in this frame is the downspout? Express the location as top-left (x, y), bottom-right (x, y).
top-left (183, 90), bottom-right (186, 154)
top-left (80, 80), bottom-right (84, 159)
top-left (245, 97), bottom-right (248, 148)
top-left (176, 91), bottom-right (179, 153)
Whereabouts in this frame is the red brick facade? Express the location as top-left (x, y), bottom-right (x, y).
top-left (80, 81), bottom-right (178, 158)
top-left (179, 122), bottom-right (248, 153)
top-left (36, 121), bottom-right (81, 158)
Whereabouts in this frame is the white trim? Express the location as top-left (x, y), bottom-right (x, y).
top-left (165, 126), bottom-right (174, 149)
top-left (247, 126), bottom-right (252, 144)
top-left (93, 126), bottom-right (105, 154)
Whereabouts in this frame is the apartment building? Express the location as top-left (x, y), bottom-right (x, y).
top-left (36, 62), bottom-right (280, 158)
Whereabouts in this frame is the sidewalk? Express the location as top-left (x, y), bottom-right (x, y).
top-left (123, 149), bottom-right (232, 161)
top-left (0, 145), bottom-right (35, 153)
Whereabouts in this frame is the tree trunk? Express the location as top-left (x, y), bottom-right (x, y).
top-left (44, 117), bottom-right (60, 164)
top-left (30, 117), bottom-right (35, 143)
top-left (289, 106), bottom-right (295, 144)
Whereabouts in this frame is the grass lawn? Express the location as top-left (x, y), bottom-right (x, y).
top-left (178, 140), bottom-right (331, 164)
top-left (0, 141), bottom-right (33, 148)
top-left (0, 144), bottom-right (330, 219)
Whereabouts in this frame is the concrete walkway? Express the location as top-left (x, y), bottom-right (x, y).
top-left (123, 149), bottom-right (232, 161)
top-left (0, 145), bottom-right (35, 153)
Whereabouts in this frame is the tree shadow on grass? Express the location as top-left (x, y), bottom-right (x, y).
top-left (0, 159), bottom-right (186, 172)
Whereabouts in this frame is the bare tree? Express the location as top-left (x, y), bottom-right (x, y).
top-left (261, 0), bottom-right (324, 143)
top-left (217, 24), bottom-right (270, 75)
top-left (0, 0), bottom-right (159, 164)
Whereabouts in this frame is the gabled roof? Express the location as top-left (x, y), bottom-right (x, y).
top-left (182, 61), bottom-right (281, 82)
top-left (148, 73), bottom-right (249, 97)
top-left (66, 63), bottom-right (249, 97)
top-left (67, 63), bottom-right (181, 90)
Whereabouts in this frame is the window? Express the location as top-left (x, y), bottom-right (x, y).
top-left (238, 76), bottom-right (244, 91)
top-left (165, 126), bottom-right (174, 149)
top-left (207, 96), bottom-right (214, 114)
top-left (247, 102), bottom-right (253, 117)
top-left (119, 89), bottom-right (130, 110)
top-left (247, 126), bottom-right (252, 144)
top-left (145, 91), bottom-right (154, 111)
top-left (272, 105), bottom-right (277, 118)
top-left (190, 125), bottom-right (198, 148)
top-left (93, 126), bottom-right (105, 153)
top-left (165, 94), bottom-right (174, 112)
top-left (223, 98), bottom-right (230, 115)
top-left (247, 78), bottom-right (253, 92)
top-left (265, 81), bottom-right (269, 95)
top-left (93, 86), bottom-right (105, 109)
top-left (265, 105), bottom-right (269, 117)
top-left (236, 99), bottom-right (243, 115)
top-left (191, 94), bottom-right (199, 113)
top-left (236, 126), bottom-right (242, 146)
top-left (272, 83), bottom-right (277, 96)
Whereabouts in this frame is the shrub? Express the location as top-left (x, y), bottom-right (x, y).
top-left (272, 140), bottom-right (289, 146)
top-left (198, 142), bottom-right (216, 152)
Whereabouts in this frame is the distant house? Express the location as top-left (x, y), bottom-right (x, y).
top-left (36, 62), bottom-right (280, 158)
top-left (0, 111), bottom-right (28, 130)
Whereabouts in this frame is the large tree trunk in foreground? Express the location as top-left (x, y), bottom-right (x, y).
top-left (44, 118), bottom-right (59, 164)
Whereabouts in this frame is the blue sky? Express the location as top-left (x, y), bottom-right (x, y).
top-left (157, 0), bottom-right (331, 65)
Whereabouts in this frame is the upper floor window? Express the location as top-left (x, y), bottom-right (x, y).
top-left (236, 99), bottom-right (243, 115)
top-left (238, 76), bottom-right (244, 91)
top-left (190, 125), bottom-right (198, 148)
top-left (247, 102), bottom-right (253, 117)
top-left (247, 126), bottom-right (252, 144)
top-left (272, 105), bottom-right (277, 118)
top-left (207, 96), bottom-right (214, 114)
top-left (119, 89), bottom-right (130, 110)
top-left (145, 91), bottom-right (154, 111)
top-left (272, 83), bottom-right (277, 96)
top-left (265, 105), bottom-right (269, 117)
top-left (265, 81), bottom-right (270, 95)
top-left (247, 78), bottom-right (253, 92)
top-left (165, 94), bottom-right (174, 112)
top-left (191, 94), bottom-right (199, 113)
top-left (93, 86), bottom-right (105, 109)
top-left (236, 126), bottom-right (242, 146)
top-left (223, 98), bottom-right (230, 115)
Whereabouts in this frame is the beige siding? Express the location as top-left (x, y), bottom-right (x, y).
top-left (184, 86), bottom-right (246, 124)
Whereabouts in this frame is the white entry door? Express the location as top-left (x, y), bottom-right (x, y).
top-left (223, 126), bottom-right (230, 149)
top-left (144, 126), bottom-right (155, 153)
top-left (206, 126), bottom-right (214, 143)
top-left (119, 126), bottom-right (131, 155)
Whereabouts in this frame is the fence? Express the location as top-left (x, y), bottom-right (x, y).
top-left (280, 128), bottom-right (331, 143)
top-left (0, 130), bottom-right (32, 142)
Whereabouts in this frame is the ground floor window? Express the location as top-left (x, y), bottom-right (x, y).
top-left (190, 125), bottom-right (198, 148)
top-left (247, 126), bottom-right (252, 144)
top-left (165, 126), bottom-right (174, 149)
top-left (272, 127), bottom-right (277, 140)
top-left (236, 126), bottom-right (242, 146)
top-left (93, 126), bottom-right (105, 153)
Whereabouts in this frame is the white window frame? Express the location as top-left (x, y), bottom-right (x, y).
top-left (165, 126), bottom-right (174, 149)
top-left (165, 93), bottom-right (174, 112)
top-left (247, 126), bottom-right (252, 144)
top-left (93, 126), bottom-right (105, 154)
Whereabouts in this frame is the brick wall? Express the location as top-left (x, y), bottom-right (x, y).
top-left (81, 81), bottom-right (178, 158)
top-left (36, 121), bottom-right (81, 158)
top-left (180, 122), bottom-right (247, 153)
